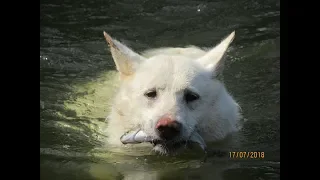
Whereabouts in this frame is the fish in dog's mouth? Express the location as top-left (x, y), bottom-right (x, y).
top-left (120, 129), bottom-right (207, 155)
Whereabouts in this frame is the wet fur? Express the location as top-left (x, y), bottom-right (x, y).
top-left (103, 31), bottom-right (242, 155)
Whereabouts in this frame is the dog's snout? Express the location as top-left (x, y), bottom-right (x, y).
top-left (155, 116), bottom-right (181, 140)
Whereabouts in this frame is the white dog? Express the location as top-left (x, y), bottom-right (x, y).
top-left (102, 31), bottom-right (242, 155)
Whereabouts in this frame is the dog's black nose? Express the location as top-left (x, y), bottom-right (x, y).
top-left (156, 117), bottom-right (181, 140)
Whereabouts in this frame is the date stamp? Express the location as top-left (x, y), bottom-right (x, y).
top-left (229, 151), bottom-right (265, 159)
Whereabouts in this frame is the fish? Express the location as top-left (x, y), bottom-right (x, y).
top-left (188, 131), bottom-right (207, 152)
top-left (120, 129), bottom-right (207, 152)
top-left (189, 131), bottom-right (208, 162)
top-left (120, 129), bottom-right (157, 144)
top-left (120, 129), bottom-right (208, 162)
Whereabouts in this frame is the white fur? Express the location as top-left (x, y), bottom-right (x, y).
top-left (103, 31), bottom-right (242, 155)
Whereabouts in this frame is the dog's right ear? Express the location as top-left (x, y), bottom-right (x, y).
top-left (103, 31), bottom-right (146, 78)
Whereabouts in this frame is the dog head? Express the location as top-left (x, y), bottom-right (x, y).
top-left (103, 31), bottom-right (237, 154)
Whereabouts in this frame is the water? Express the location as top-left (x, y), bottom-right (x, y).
top-left (40, 0), bottom-right (280, 179)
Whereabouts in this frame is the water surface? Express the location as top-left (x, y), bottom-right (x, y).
top-left (40, 0), bottom-right (280, 179)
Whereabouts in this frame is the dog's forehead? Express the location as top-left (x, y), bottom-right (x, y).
top-left (143, 55), bottom-right (201, 73)
top-left (132, 55), bottom-right (209, 91)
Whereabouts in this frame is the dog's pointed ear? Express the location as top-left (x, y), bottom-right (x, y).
top-left (103, 31), bottom-right (146, 77)
top-left (197, 31), bottom-right (235, 78)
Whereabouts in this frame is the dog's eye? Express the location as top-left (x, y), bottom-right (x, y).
top-left (144, 89), bottom-right (157, 99)
top-left (184, 90), bottom-right (199, 103)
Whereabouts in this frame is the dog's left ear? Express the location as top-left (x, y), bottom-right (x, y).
top-left (197, 31), bottom-right (235, 78)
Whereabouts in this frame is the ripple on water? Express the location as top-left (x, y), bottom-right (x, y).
top-left (40, 0), bottom-right (280, 179)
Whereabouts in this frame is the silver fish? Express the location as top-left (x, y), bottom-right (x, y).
top-left (188, 131), bottom-right (207, 151)
top-left (120, 129), bottom-right (208, 162)
top-left (120, 129), bottom-right (156, 144)
top-left (188, 131), bottom-right (208, 162)
top-left (120, 129), bottom-right (207, 150)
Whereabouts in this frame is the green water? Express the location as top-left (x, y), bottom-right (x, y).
top-left (40, 0), bottom-right (280, 179)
